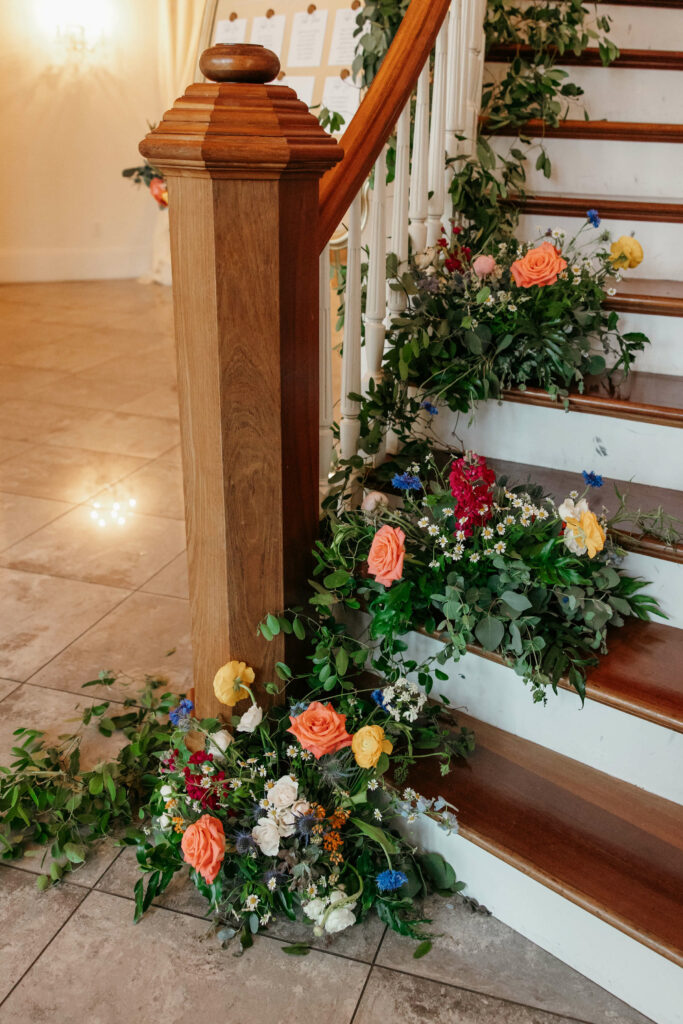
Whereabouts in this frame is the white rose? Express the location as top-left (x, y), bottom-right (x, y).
top-left (207, 729), bottom-right (233, 758)
top-left (159, 785), bottom-right (173, 799)
top-left (328, 889), bottom-right (356, 911)
top-left (157, 813), bottom-right (171, 829)
top-left (557, 497), bottom-right (588, 522)
top-left (268, 774), bottom-right (298, 809)
top-left (324, 906), bottom-right (356, 934)
top-left (236, 705), bottom-right (263, 733)
top-left (268, 807), bottom-right (297, 838)
top-left (303, 898), bottom-right (327, 924)
top-left (290, 799), bottom-right (311, 819)
top-left (414, 246), bottom-right (437, 270)
top-left (563, 531), bottom-right (587, 556)
top-left (251, 818), bottom-right (281, 857)
top-left (361, 490), bottom-right (390, 513)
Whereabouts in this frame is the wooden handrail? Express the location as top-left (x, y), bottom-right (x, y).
top-left (318, 0), bottom-right (451, 251)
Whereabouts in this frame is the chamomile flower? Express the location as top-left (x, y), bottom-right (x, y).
top-left (494, 541), bottom-right (506, 554)
top-left (570, 490), bottom-right (579, 500)
top-left (458, 516), bottom-right (470, 525)
top-left (265, 780), bottom-right (275, 790)
top-left (504, 514), bottom-right (515, 525)
top-left (496, 523), bottom-right (506, 535)
top-left (267, 877), bottom-right (277, 892)
top-left (305, 883), bottom-right (318, 898)
top-left (485, 295), bottom-right (495, 306)
top-left (427, 524), bottom-right (439, 536)
top-left (469, 552), bottom-right (481, 562)
top-left (257, 766), bottom-right (267, 778)
top-left (429, 560), bottom-right (439, 568)
top-left (438, 535), bottom-right (449, 548)
top-left (259, 798), bottom-right (270, 809)
top-left (374, 809), bottom-right (383, 821)
top-left (607, 287), bottom-right (616, 296)
top-left (537, 508), bottom-right (549, 520)
top-left (454, 543), bottom-right (464, 555)
top-left (286, 745), bottom-right (299, 757)
top-left (403, 787), bottom-right (417, 801)
top-left (512, 497), bottom-right (523, 508)
top-left (522, 504), bottom-right (534, 516)
top-left (508, 303), bottom-right (517, 313)
top-left (504, 490), bottom-right (515, 500)
top-left (552, 228), bottom-right (564, 240)
top-left (418, 517), bottom-right (430, 528)
top-left (260, 913), bottom-right (272, 927)
top-left (406, 812), bottom-right (417, 823)
top-left (520, 515), bottom-right (531, 527)
top-left (482, 527), bottom-right (494, 539)
top-left (571, 265), bottom-right (581, 275)
top-left (456, 530), bottom-right (466, 541)
top-left (368, 778), bottom-right (379, 791)
top-left (244, 894), bottom-right (259, 911)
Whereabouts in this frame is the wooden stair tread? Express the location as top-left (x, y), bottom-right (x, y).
top-left (408, 715), bottom-right (683, 964)
top-left (485, 117), bottom-right (683, 143)
top-left (607, 277), bottom-right (683, 318)
top-left (487, 44), bottom-right (683, 71)
top-left (504, 371), bottom-right (683, 427)
top-left (486, 455), bottom-right (683, 563)
top-left (514, 193), bottom-right (683, 223)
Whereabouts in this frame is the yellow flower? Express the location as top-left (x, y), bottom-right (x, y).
top-left (213, 660), bottom-right (255, 707)
top-left (564, 510), bottom-right (606, 559)
top-left (609, 236), bottom-right (643, 270)
top-left (351, 725), bottom-right (393, 769)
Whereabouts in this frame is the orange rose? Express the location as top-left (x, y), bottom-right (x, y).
top-left (287, 701), bottom-right (353, 759)
top-left (180, 814), bottom-right (225, 884)
top-left (367, 525), bottom-right (406, 587)
top-left (510, 241), bottom-right (567, 288)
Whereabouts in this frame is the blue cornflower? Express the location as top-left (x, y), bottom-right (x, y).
top-left (376, 869), bottom-right (409, 893)
top-left (582, 470), bottom-right (603, 488)
top-left (391, 472), bottom-right (421, 492)
top-left (371, 688), bottom-right (387, 710)
top-left (420, 401), bottom-right (439, 416)
top-left (168, 698), bottom-right (194, 729)
top-left (586, 209), bottom-right (600, 228)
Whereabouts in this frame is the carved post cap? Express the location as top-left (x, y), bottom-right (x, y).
top-left (199, 44), bottom-right (281, 83)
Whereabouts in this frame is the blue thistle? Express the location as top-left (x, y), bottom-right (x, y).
top-left (295, 812), bottom-right (318, 844)
top-left (235, 830), bottom-right (256, 855)
top-left (420, 401), bottom-right (439, 415)
top-left (376, 869), bottom-right (409, 893)
top-left (586, 209), bottom-right (600, 228)
top-left (168, 698), bottom-right (194, 730)
top-left (289, 700), bottom-right (309, 717)
top-left (391, 472), bottom-right (421, 492)
top-left (581, 470), bottom-right (603, 488)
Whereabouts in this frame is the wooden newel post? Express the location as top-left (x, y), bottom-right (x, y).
top-left (139, 45), bottom-right (342, 719)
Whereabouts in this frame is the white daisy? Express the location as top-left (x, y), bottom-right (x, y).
top-left (429, 560), bottom-right (439, 569)
top-left (456, 530), bottom-right (466, 541)
top-left (368, 778), bottom-right (379, 791)
top-left (374, 809), bottom-right (383, 821)
top-left (570, 490), bottom-right (579, 500)
top-left (607, 287), bottom-right (616, 296)
top-left (504, 515), bottom-right (515, 525)
top-left (496, 523), bottom-right (506, 535)
top-left (286, 745), bottom-right (298, 757)
top-left (418, 517), bottom-right (429, 528)
top-left (537, 508), bottom-right (549, 520)
top-left (494, 541), bottom-right (506, 554)
top-left (427, 524), bottom-right (439, 536)
top-left (244, 894), bottom-right (259, 911)
top-left (306, 884), bottom-right (318, 898)
top-left (482, 527), bottom-right (494, 539)
top-left (267, 877), bottom-right (277, 891)
top-left (469, 552), bottom-right (480, 562)
top-left (508, 303), bottom-right (517, 313)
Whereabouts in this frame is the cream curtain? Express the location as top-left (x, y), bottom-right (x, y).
top-left (144, 0), bottom-right (205, 285)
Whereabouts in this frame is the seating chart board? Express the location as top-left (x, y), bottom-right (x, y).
top-left (197, 0), bottom-right (362, 132)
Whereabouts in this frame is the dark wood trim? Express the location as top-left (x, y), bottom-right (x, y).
top-left (604, 0), bottom-right (683, 6)
top-left (607, 280), bottom-right (683, 317)
top-left (513, 193), bottom-right (683, 223)
top-left (485, 117), bottom-right (683, 143)
top-left (487, 44), bottom-right (683, 71)
top-left (318, 0), bottom-right (451, 249)
top-left (406, 714), bottom-right (683, 965)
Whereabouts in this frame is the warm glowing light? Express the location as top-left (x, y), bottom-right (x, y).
top-left (90, 510), bottom-right (98, 520)
top-left (34, 0), bottom-right (115, 53)
top-left (113, 502), bottom-right (120, 511)
top-left (94, 502), bottom-right (101, 509)
top-left (128, 499), bottom-right (136, 508)
top-left (118, 517), bottom-right (126, 526)
top-left (98, 518), bottom-right (106, 527)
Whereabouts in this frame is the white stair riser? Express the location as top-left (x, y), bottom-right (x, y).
top-left (516, 214), bottom-right (683, 284)
top-left (431, 403), bottom-right (683, 490)
top-left (486, 65), bottom-right (683, 126)
top-left (585, 3), bottom-right (683, 52)
top-left (608, 312), bottom-right (683, 377)
top-left (402, 629), bottom-right (682, 803)
top-left (400, 814), bottom-right (683, 1024)
top-left (491, 138), bottom-right (683, 200)
top-left (622, 551), bottom-right (683, 628)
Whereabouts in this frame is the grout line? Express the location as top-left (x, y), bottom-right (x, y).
top-left (348, 925), bottom-right (388, 1023)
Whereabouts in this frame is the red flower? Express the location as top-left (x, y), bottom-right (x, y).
top-left (449, 454), bottom-right (496, 536)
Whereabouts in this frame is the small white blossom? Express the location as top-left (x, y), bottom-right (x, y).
top-left (508, 303), bottom-right (517, 313)
top-left (418, 517), bottom-right (429, 528)
top-left (570, 490), bottom-right (579, 500)
top-left (607, 287), bottom-right (616, 296)
top-left (482, 527), bottom-right (494, 539)
top-left (429, 560), bottom-right (439, 568)
top-left (267, 877), bottom-right (277, 892)
top-left (496, 523), bottom-right (506, 535)
top-left (244, 894), bottom-right (259, 911)
top-left (494, 541), bottom-right (506, 554)
top-left (469, 552), bottom-right (480, 562)
top-left (454, 543), bottom-right (464, 555)
top-left (286, 745), bottom-right (299, 758)
top-left (373, 809), bottom-right (383, 821)
top-left (537, 508), bottom-right (549, 520)
top-left (367, 779), bottom-right (379, 791)
top-left (504, 515), bottom-right (515, 525)
top-left (427, 524), bottom-right (439, 536)
top-left (456, 530), bottom-right (466, 541)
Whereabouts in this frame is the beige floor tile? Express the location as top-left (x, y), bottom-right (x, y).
top-left (0, 568), bottom-right (126, 680)
top-left (76, 350), bottom-right (176, 390)
top-left (354, 967), bottom-right (582, 1024)
top-left (48, 409), bottom-right (180, 458)
top-left (159, 443), bottom-right (182, 465)
top-left (0, 364), bottom-right (67, 401)
top-left (91, 457), bottom-right (185, 520)
top-left (141, 552), bottom-right (189, 599)
top-left (0, 683), bottom-right (126, 770)
top-left (14, 835), bottom-right (123, 888)
top-left (0, 492), bottom-right (71, 549)
top-left (8, 337), bottom-right (118, 374)
top-left (28, 591), bottom-right (192, 699)
top-left (0, 439), bottom-right (34, 464)
top-left (0, 678), bottom-right (19, 700)
top-left (0, 504), bottom-right (186, 588)
top-left (0, 890), bottom-right (369, 1024)
top-left (0, 399), bottom-right (92, 444)
top-left (29, 373), bottom-right (158, 413)
top-left (117, 384), bottom-right (180, 421)
top-left (0, 866), bottom-right (85, 1002)
top-left (0, 444), bottom-right (148, 502)
top-left (377, 896), bottom-right (653, 1024)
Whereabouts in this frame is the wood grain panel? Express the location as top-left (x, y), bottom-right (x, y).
top-left (487, 44), bottom-right (683, 71)
top-left (607, 278), bottom-right (683, 317)
top-left (486, 117), bottom-right (683, 143)
top-left (512, 193), bottom-right (683, 223)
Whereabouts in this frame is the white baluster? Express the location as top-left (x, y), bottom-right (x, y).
top-left (462, 0), bottom-right (487, 158)
top-left (318, 243), bottom-right (333, 503)
top-left (443, 0), bottom-right (464, 227)
top-left (427, 20), bottom-right (449, 246)
top-left (409, 62), bottom-right (430, 254)
top-left (364, 149), bottom-right (387, 400)
top-left (389, 102), bottom-right (411, 315)
top-left (339, 193), bottom-right (362, 465)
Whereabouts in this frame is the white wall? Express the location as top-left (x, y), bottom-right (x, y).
top-left (0, 0), bottom-right (163, 282)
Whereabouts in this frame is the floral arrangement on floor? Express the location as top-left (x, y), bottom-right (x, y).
top-left (128, 655), bottom-right (475, 955)
top-left (316, 451), bottom-right (662, 704)
top-left (379, 215), bottom-right (648, 418)
top-left (122, 162), bottom-right (168, 208)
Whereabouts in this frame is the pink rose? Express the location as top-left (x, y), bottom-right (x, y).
top-left (472, 254), bottom-right (498, 278)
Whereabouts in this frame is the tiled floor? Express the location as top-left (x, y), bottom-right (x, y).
top-left (0, 281), bottom-right (653, 1024)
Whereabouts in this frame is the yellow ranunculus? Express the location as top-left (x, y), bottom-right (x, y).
top-left (351, 725), bottom-right (393, 769)
top-left (213, 660), bottom-right (255, 707)
top-left (565, 510), bottom-right (606, 559)
top-left (609, 235), bottom-right (643, 270)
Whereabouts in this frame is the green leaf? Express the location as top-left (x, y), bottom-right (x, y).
top-left (292, 618), bottom-right (306, 641)
top-left (474, 615), bottom-right (504, 652)
top-left (335, 647), bottom-right (349, 676)
top-left (324, 570), bottom-right (352, 588)
top-left (36, 874), bottom-right (50, 891)
top-left (275, 662), bottom-right (292, 680)
top-left (419, 852), bottom-right (459, 893)
top-left (350, 817), bottom-right (399, 856)
top-left (266, 614), bottom-right (281, 636)
top-left (413, 940), bottom-right (433, 959)
top-left (281, 943), bottom-right (311, 956)
top-left (64, 842), bottom-right (86, 864)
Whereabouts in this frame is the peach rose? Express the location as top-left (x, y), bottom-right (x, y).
top-left (180, 814), bottom-right (225, 884)
top-left (367, 525), bottom-right (406, 587)
top-left (287, 701), bottom-right (353, 759)
top-left (472, 254), bottom-right (498, 278)
top-left (351, 725), bottom-right (393, 769)
top-left (510, 241), bottom-right (567, 288)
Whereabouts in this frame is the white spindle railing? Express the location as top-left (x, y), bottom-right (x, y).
top-left (319, 243), bottom-right (333, 501)
top-left (319, 0), bottom-right (487, 499)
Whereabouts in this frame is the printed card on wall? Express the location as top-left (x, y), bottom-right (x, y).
top-left (250, 14), bottom-right (287, 58)
top-left (328, 8), bottom-right (357, 66)
top-left (214, 18), bottom-right (248, 44)
top-left (287, 9), bottom-right (329, 68)
top-left (322, 75), bottom-right (360, 133)
top-left (278, 75), bottom-right (316, 106)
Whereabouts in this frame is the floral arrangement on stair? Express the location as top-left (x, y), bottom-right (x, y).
top-left (377, 215), bottom-right (648, 416)
top-left (122, 161), bottom-right (168, 208)
top-left (318, 451), bottom-right (662, 704)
